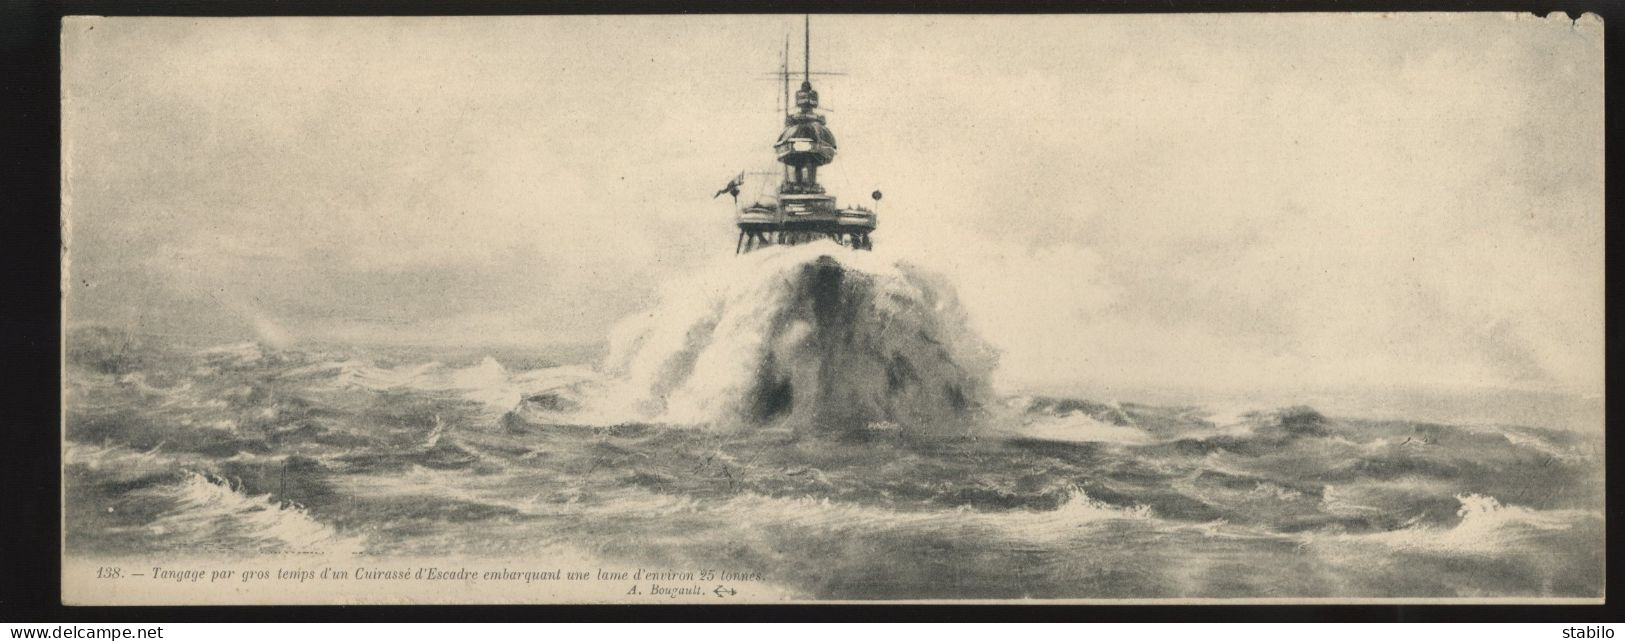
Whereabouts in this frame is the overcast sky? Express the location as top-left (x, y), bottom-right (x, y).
top-left (63, 13), bottom-right (1603, 402)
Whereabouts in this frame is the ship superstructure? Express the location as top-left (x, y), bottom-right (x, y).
top-left (728, 17), bottom-right (877, 254)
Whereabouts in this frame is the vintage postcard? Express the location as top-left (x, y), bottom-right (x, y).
top-left (60, 13), bottom-right (1604, 604)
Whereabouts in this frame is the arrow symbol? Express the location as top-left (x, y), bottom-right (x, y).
top-left (713, 585), bottom-right (736, 597)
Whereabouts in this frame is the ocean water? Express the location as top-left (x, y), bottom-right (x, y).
top-left (63, 245), bottom-right (1604, 600)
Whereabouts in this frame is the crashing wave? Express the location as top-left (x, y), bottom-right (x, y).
top-left (528, 243), bottom-right (998, 436)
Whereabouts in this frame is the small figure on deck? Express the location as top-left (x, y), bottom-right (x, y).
top-left (713, 171), bottom-right (745, 203)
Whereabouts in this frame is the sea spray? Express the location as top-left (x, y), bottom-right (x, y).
top-left (588, 242), bottom-right (998, 435)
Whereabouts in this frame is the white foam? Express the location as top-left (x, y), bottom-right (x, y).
top-left (122, 472), bottom-right (363, 555)
top-left (1011, 411), bottom-right (1153, 445)
top-left (292, 355), bottom-right (604, 418)
top-left (1313, 493), bottom-right (1593, 556)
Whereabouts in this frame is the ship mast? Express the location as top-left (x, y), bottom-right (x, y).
top-left (732, 15), bottom-right (875, 253)
top-left (782, 35), bottom-right (790, 119)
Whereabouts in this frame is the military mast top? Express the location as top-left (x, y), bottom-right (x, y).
top-left (731, 15), bottom-right (877, 254)
top-left (775, 15), bottom-right (836, 191)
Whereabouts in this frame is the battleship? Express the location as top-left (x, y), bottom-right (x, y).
top-left (57, 14), bottom-right (1607, 606)
top-left (719, 17), bottom-right (878, 254)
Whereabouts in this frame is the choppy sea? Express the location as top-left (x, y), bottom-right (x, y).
top-left (64, 245), bottom-right (1604, 600)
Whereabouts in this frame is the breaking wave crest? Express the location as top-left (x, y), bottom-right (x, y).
top-left (1314, 493), bottom-right (1594, 556)
top-left (117, 471), bottom-right (362, 555)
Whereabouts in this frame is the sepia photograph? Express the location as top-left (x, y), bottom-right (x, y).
top-left (59, 12), bottom-right (1604, 605)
